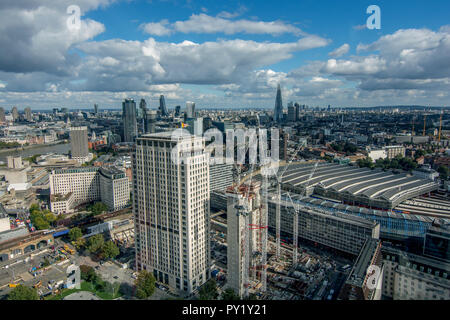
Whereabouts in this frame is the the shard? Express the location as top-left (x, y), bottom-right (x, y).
top-left (274, 84), bottom-right (283, 123)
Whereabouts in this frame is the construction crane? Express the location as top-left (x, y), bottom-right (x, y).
top-left (423, 114), bottom-right (427, 136)
top-left (284, 162), bottom-right (318, 267)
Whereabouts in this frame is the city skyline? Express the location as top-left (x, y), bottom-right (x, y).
top-left (1, 0), bottom-right (450, 109)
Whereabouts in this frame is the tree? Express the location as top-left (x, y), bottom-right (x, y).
top-left (437, 165), bottom-right (449, 180)
top-left (198, 279), bottom-right (218, 300)
top-left (89, 202), bottom-right (108, 216)
top-left (101, 241), bottom-right (120, 260)
top-left (221, 288), bottom-right (240, 300)
top-left (135, 270), bottom-right (156, 299)
top-left (87, 234), bottom-right (105, 254)
top-left (80, 265), bottom-right (98, 283)
top-left (7, 285), bottom-right (39, 300)
top-left (68, 227), bottom-right (83, 242)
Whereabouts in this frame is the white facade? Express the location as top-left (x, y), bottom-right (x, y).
top-left (0, 216), bottom-right (10, 233)
top-left (133, 132), bottom-right (210, 294)
top-left (368, 149), bottom-right (387, 161)
top-left (50, 167), bottom-right (100, 206)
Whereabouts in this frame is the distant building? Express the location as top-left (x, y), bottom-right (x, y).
top-left (287, 102), bottom-right (296, 122)
top-left (145, 110), bottom-right (157, 134)
top-left (6, 156), bottom-right (23, 169)
top-left (186, 101), bottom-right (196, 118)
top-left (175, 105), bottom-right (181, 117)
top-left (122, 98), bottom-right (137, 142)
top-left (368, 149), bottom-right (387, 161)
top-left (0, 107), bottom-right (5, 122)
top-left (385, 145), bottom-right (406, 159)
top-left (70, 126), bottom-right (90, 164)
top-left (94, 104), bottom-right (99, 114)
top-left (159, 95), bottom-right (169, 117)
top-left (24, 107), bottom-right (32, 121)
top-left (274, 84), bottom-right (283, 123)
top-left (11, 106), bottom-right (19, 122)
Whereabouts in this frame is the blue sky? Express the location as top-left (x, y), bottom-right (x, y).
top-left (0, 0), bottom-right (450, 109)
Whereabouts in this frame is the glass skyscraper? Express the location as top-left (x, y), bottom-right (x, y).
top-left (122, 98), bottom-right (137, 142)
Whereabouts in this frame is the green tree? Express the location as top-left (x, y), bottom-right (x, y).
top-left (198, 279), bottom-right (218, 300)
top-left (89, 202), bottom-right (108, 216)
top-left (87, 234), bottom-right (105, 254)
top-left (135, 270), bottom-right (156, 299)
top-left (68, 227), bottom-right (83, 242)
top-left (221, 288), bottom-right (241, 300)
top-left (7, 285), bottom-right (39, 300)
top-left (101, 241), bottom-right (120, 260)
top-left (80, 265), bottom-right (98, 283)
top-left (437, 165), bottom-right (449, 180)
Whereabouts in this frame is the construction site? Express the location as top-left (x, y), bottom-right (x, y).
top-left (209, 160), bottom-right (356, 300)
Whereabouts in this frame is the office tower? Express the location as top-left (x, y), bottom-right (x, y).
top-left (145, 110), bottom-right (157, 134)
top-left (139, 98), bottom-right (147, 132)
top-left (159, 95), bottom-right (169, 117)
top-left (186, 117), bottom-right (203, 136)
top-left (186, 101), bottom-right (196, 118)
top-left (70, 126), bottom-right (90, 164)
top-left (0, 107), bottom-right (5, 122)
top-left (94, 104), bottom-right (99, 114)
top-left (209, 161), bottom-right (234, 192)
top-left (122, 98), bottom-right (137, 142)
top-left (24, 107), bottom-right (32, 121)
top-left (287, 102), bottom-right (296, 122)
top-left (175, 105), bottom-right (181, 117)
top-left (294, 103), bottom-right (300, 120)
top-left (133, 132), bottom-right (210, 294)
top-left (11, 106), bottom-right (19, 122)
top-left (274, 84), bottom-right (283, 123)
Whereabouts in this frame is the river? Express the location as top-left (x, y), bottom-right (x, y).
top-left (0, 143), bottom-right (71, 162)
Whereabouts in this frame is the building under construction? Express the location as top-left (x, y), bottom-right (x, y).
top-left (226, 181), bottom-right (268, 297)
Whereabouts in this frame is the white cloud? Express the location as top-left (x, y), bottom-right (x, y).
top-left (141, 13), bottom-right (304, 36)
top-left (328, 44), bottom-right (350, 57)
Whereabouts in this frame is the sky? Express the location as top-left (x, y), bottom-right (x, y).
top-left (0, 0), bottom-right (450, 110)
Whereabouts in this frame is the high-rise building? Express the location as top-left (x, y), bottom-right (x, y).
top-left (94, 104), bottom-right (99, 114)
top-left (186, 101), bottom-right (196, 119)
top-left (11, 106), bottom-right (19, 122)
top-left (175, 105), bottom-right (181, 117)
top-left (227, 182), bottom-right (263, 297)
top-left (122, 98), bottom-right (137, 142)
top-left (287, 102), bottom-right (296, 122)
top-left (274, 84), bottom-right (283, 123)
top-left (139, 98), bottom-right (147, 132)
top-left (133, 132), bottom-right (210, 294)
top-left (0, 107), bottom-right (6, 123)
top-left (24, 107), bottom-right (32, 121)
top-left (70, 126), bottom-right (90, 164)
top-left (159, 95), bottom-right (169, 117)
top-left (294, 103), bottom-right (300, 120)
top-left (145, 110), bottom-right (157, 134)
top-left (209, 160), bottom-right (234, 192)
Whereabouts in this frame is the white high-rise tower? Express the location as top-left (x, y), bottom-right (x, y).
top-left (133, 131), bottom-right (210, 294)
